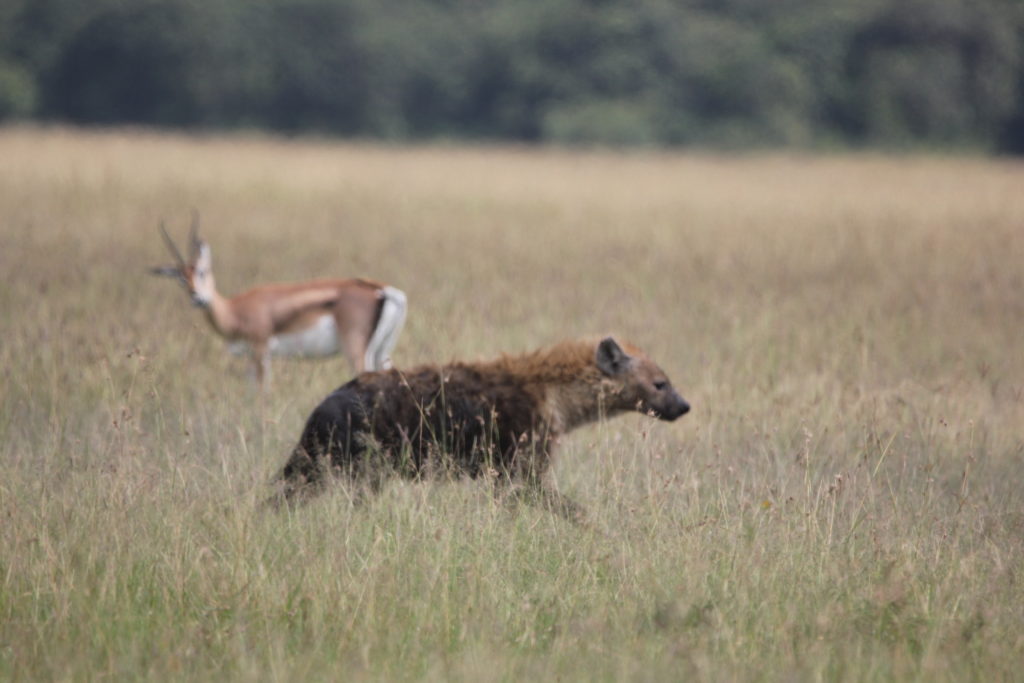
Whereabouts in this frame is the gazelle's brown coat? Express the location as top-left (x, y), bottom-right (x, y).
top-left (276, 337), bottom-right (689, 518)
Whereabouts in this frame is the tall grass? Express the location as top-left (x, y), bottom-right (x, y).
top-left (1, 126), bottom-right (1022, 681)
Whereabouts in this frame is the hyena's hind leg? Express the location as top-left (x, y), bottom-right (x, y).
top-left (265, 438), bottom-right (385, 509)
top-left (286, 446), bottom-right (329, 497)
top-left (261, 446), bottom-right (332, 509)
top-left (267, 398), bottom-right (369, 508)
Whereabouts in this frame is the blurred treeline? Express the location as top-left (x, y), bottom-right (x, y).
top-left (1, 0), bottom-right (1022, 151)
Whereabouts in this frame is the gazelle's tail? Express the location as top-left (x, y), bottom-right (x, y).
top-left (364, 286), bottom-right (407, 371)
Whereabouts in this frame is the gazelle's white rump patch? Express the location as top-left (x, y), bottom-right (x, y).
top-left (270, 314), bottom-right (341, 357)
top-left (364, 286), bottom-right (407, 370)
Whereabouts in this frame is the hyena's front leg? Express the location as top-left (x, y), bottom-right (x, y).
top-left (525, 482), bottom-right (588, 525)
top-left (499, 443), bottom-right (589, 525)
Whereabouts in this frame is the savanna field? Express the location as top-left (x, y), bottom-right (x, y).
top-left (1, 127), bottom-right (1022, 681)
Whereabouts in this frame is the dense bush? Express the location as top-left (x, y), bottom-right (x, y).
top-left (1, 0), bottom-right (1021, 150)
top-left (0, 60), bottom-right (35, 119)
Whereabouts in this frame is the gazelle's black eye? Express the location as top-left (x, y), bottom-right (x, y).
top-left (653, 380), bottom-right (668, 391)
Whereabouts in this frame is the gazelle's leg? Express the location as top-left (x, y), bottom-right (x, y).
top-left (251, 342), bottom-right (271, 390)
top-left (334, 293), bottom-right (377, 374)
top-left (340, 329), bottom-right (368, 375)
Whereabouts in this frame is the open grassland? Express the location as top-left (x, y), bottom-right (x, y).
top-left (1, 127), bottom-right (1023, 681)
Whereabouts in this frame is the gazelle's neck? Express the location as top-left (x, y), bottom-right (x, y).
top-left (199, 288), bottom-right (238, 339)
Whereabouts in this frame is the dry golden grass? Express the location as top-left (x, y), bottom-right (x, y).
top-left (1, 126), bottom-right (1023, 681)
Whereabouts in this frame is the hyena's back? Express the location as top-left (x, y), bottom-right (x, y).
top-left (282, 365), bottom-right (542, 486)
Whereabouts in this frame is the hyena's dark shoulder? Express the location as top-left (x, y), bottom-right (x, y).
top-left (439, 362), bottom-right (545, 439)
top-left (377, 362), bottom-right (544, 441)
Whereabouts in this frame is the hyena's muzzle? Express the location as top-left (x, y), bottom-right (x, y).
top-left (651, 389), bottom-right (690, 421)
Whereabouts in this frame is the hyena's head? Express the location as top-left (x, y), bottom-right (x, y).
top-left (596, 337), bottom-right (690, 421)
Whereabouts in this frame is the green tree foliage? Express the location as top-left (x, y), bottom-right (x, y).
top-left (847, 0), bottom-right (1020, 146)
top-left (1, 0), bottom-right (1021, 151)
top-left (0, 60), bottom-right (35, 119)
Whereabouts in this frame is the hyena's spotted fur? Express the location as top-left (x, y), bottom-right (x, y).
top-left (273, 337), bottom-right (689, 520)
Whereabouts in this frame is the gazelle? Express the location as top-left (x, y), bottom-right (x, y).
top-left (150, 213), bottom-right (407, 386)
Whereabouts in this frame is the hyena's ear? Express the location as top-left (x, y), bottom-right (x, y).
top-left (596, 337), bottom-right (632, 376)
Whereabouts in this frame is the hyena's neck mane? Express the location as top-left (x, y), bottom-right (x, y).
top-left (488, 339), bottom-right (600, 383)
top-left (474, 339), bottom-right (625, 434)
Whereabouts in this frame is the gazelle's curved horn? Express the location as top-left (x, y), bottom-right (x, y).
top-left (158, 220), bottom-right (186, 269)
top-left (189, 209), bottom-right (202, 260)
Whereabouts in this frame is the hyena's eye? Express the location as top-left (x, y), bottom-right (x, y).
top-left (653, 380), bottom-right (668, 391)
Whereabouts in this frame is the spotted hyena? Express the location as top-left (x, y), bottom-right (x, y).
top-left (273, 336), bottom-right (689, 520)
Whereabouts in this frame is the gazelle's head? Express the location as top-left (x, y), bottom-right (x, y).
top-left (150, 211), bottom-right (216, 308)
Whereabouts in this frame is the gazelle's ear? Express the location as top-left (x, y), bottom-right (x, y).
top-left (188, 209), bottom-right (203, 261)
top-left (194, 241), bottom-right (212, 271)
top-left (596, 337), bottom-right (632, 376)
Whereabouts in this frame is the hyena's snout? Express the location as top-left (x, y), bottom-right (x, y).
top-left (643, 387), bottom-right (690, 421)
top-left (658, 391), bottom-right (690, 421)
